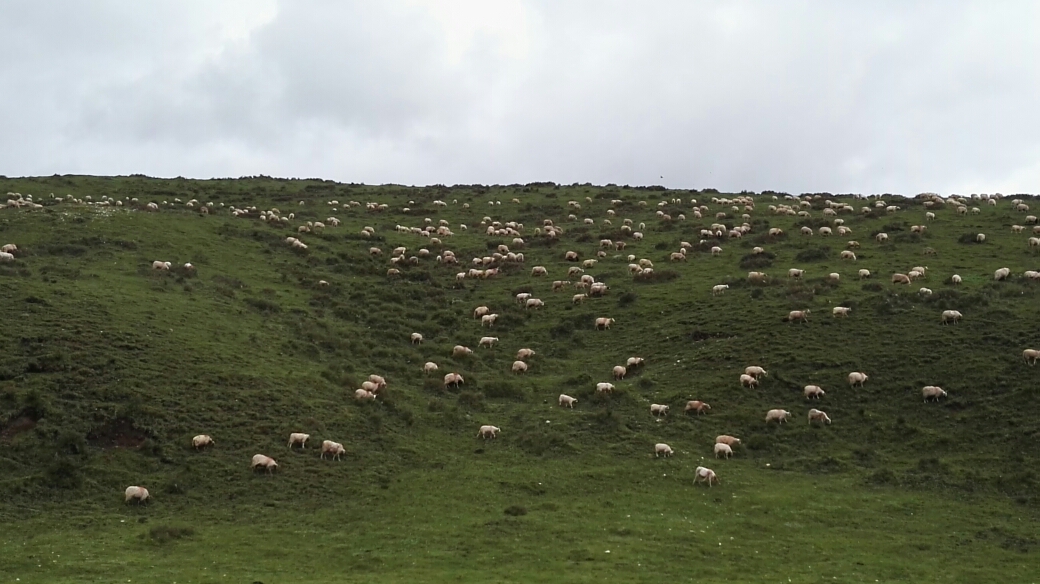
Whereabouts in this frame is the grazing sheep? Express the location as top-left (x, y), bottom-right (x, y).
top-left (473, 306), bottom-right (490, 319)
top-left (840, 251), bottom-right (856, 260)
top-left (694, 466), bottom-right (719, 487)
top-left (744, 366), bottom-right (767, 379)
top-left (423, 361), bottom-right (439, 374)
top-left (443, 372), bottom-right (464, 389)
top-left (0, 251), bottom-right (13, 263)
top-left (808, 409), bottom-right (832, 424)
top-left (832, 306), bottom-right (852, 318)
top-left (1, 243), bottom-right (18, 253)
top-left (627, 357), bottom-right (645, 369)
top-left (712, 284), bottom-right (729, 296)
top-left (765, 409), bottom-right (791, 424)
top-left (453, 345), bottom-right (474, 357)
top-left (512, 360), bottom-right (528, 374)
top-left (787, 309), bottom-right (810, 323)
top-left (922, 386), bottom-right (947, 402)
top-left (788, 268), bottom-right (805, 278)
top-left (354, 389), bottom-right (376, 400)
top-left (876, 233), bottom-right (889, 243)
top-left (715, 435), bottom-right (740, 446)
top-left (740, 374), bottom-right (758, 388)
top-left (321, 440), bottom-right (345, 461)
top-left (951, 274), bottom-right (962, 284)
top-left (1022, 349), bottom-right (1039, 365)
top-left (559, 394), bottom-right (578, 408)
top-left (481, 314), bottom-right (499, 327)
top-left (804, 385), bottom-right (825, 399)
top-left (827, 272), bottom-right (840, 282)
top-left (531, 266), bottom-right (548, 276)
top-left (685, 400), bottom-right (711, 414)
top-left (613, 365), bottom-right (627, 380)
top-left (595, 317), bottom-right (615, 330)
top-left (892, 273), bottom-right (911, 284)
top-left (411, 332), bottom-right (423, 344)
top-left (848, 372), bottom-right (869, 387)
top-left (654, 443), bottom-right (674, 457)
top-left (994, 267), bottom-right (1011, 281)
top-left (525, 298), bottom-right (545, 309)
top-left (596, 382), bottom-right (615, 393)
top-left (478, 425), bottom-right (501, 439)
top-left (516, 348), bottom-right (536, 360)
top-left (941, 310), bottom-right (963, 325)
top-left (151, 260), bottom-right (172, 271)
top-left (572, 293), bottom-right (588, 304)
top-left (858, 269), bottom-right (871, 279)
top-left (192, 435), bottom-right (214, 450)
top-left (714, 443), bottom-right (733, 459)
top-left (124, 486), bottom-right (150, 504)
top-left (251, 454), bottom-right (278, 474)
top-left (977, 233), bottom-right (986, 243)
top-left (288, 433), bottom-right (310, 449)
top-left (801, 226), bottom-right (813, 236)
top-left (919, 287), bottom-right (932, 296)
top-left (650, 404), bottom-right (669, 417)
top-left (479, 336), bottom-right (499, 348)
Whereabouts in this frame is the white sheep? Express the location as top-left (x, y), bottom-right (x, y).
top-left (452, 345), bottom-right (474, 357)
top-left (694, 466), bottom-right (719, 487)
top-left (481, 314), bottom-right (499, 327)
top-left (922, 386), bottom-right (947, 402)
top-left (740, 374), bottom-right (758, 388)
top-left (423, 361), bottom-right (439, 374)
top-left (192, 434), bottom-right (214, 450)
top-left (288, 433), bottom-right (310, 449)
top-left (808, 409), bottom-right (831, 424)
top-left (1022, 349), bottom-right (1039, 365)
top-left (788, 309), bottom-right (810, 323)
top-left (788, 268), bottom-right (805, 278)
top-left (715, 435), bottom-right (740, 446)
top-left (0, 252), bottom-right (14, 263)
top-left (650, 404), bottom-right (669, 417)
top-left (525, 298), bottom-right (545, 309)
top-left (941, 310), bottom-right (962, 325)
top-left (744, 366), bottom-right (767, 379)
top-left (479, 336), bottom-right (499, 348)
top-left (848, 372), bottom-right (869, 387)
top-left (994, 267), bottom-right (1011, 281)
top-left (516, 348), bottom-right (536, 360)
top-left (685, 400), bottom-right (711, 414)
top-left (443, 372), bottom-right (464, 389)
top-left (858, 269), bottom-right (870, 279)
top-left (765, 409), bottom-right (791, 424)
top-left (124, 486), bottom-right (150, 504)
top-left (951, 274), bottom-right (962, 284)
top-left (411, 332), bottom-right (423, 344)
top-left (832, 306), bottom-right (851, 318)
top-left (596, 382), bottom-right (615, 393)
top-left (559, 394), bottom-right (578, 408)
top-left (321, 440), bottom-right (345, 460)
top-left (714, 443), bottom-right (733, 459)
top-left (613, 365), bottom-right (627, 380)
top-left (804, 385), bottom-right (825, 399)
top-left (251, 454), bottom-right (278, 474)
top-left (512, 360), bottom-right (528, 374)
top-left (478, 425), bottom-right (501, 439)
top-left (712, 284), bottom-right (729, 296)
top-left (654, 443), bottom-right (674, 457)
top-left (151, 260), bottom-right (171, 271)
top-left (354, 389), bottom-right (376, 400)
top-left (595, 317), bottom-right (615, 330)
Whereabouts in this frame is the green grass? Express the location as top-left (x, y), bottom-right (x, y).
top-left (0, 177), bottom-right (1038, 582)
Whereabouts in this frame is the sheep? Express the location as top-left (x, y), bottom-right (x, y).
top-left (516, 348), bottom-right (536, 360)
top-left (892, 273), bottom-right (911, 285)
top-left (858, 269), bottom-right (871, 279)
top-left (765, 409), bottom-right (791, 424)
top-left (801, 226), bottom-right (813, 236)
top-left (321, 440), bottom-right (345, 460)
top-left (481, 314), bottom-right (499, 327)
top-left (478, 425), bottom-right (501, 439)
top-left (951, 274), bottom-right (962, 284)
top-left (694, 466), bottom-right (719, 487)
top-left (714, 443), bottom-right (733, 459)
top-left (0, 251), bottom-right (14, 263)
top-left (740, 374), bottom-right (758, 388)
top-left (192, 434), bottom-right (214, 450)
top-left (423, 361), bottom-right (439, 374)
top-left (411, 332), bottom-right (423, 344)
top-left (654, 443), bottom-right (674, 457)
top-left (922, 386), bottom-right (947, 402)
top-left (613, 365), bottom-right (627, 380)
top-left (526, 298), bottom-right (545, 309)
top-left (711, 246), bottom-right (722, 256)
top-left (1030, 237), bottom-right (1040, 248)
top-left (368, 374), bottom-right (387, 389)
top-left (626, 357), bottom-right (645, 368)
top-left (595, 317), bottom-right (615, 330)
top-left (473, 306), bottom-right (490, 319)
top-left (941, 310), bottom-right (963, 325)
top-left (831, 306), bottom-right (852, 318)
top-left (994, 267), bottom-right (1011, 281)
top-left (976, 233), bottom-right (986, 243)
top-left (124, 486), bottom-right (150, 505)
top-left (531, 266), bottom-right (548, 276)
top-left (788, 309), bottom-right (810, 323)
top-left (443, 372), bottom-right (464, 389)
top-left (808, 409), bottom-right (832, 424)
top-left (476, 336), bottom-right (499, 349)
top-left (151, 260), bottom-right (171, 271)
top-left (572, 293), bottom-right (588, 304)
top-left (919, 287), bottom-right (933, 296)
top-left (564, 251), bottom-right (579, 261)
top-left (840, 250), bottom-right (857, 261)
top-left (788, 268), bottom-right (805, 278)
top-left (453, 345), bottom-right (474, 357)
top-left (804, 385), bottom-right (825, 399)
top-left (369, 247), bottom-right (383, 256)
top-left (744, 366), bottom-right (767, 379)
top-left (876, 233), bottom-right (889, 243)
top-left (596, 382), bottom-right (615, 393)
top-left (354, 388), bottom-right (377, 400)
top-left (650, 404), bottom-right (669, 417)
top-left (559, 394), bottom-right (578, 408)
top-left (747, 271), bottom-right (768, 284)
top-left (1, 243), bottom-right (18, 253)
top-left (512, 360), bottom-right (528, 374)
top-left (684, 400), bottom-right (711, 414)
top-left (848, 372), bottom-right (869, 387)
top-left (288, 433), bottom-right (310, 449)
top-left (1022, 349), bottom-right (1039, 365)
top-left (251, 454), bottom-right (278, 474)
top-left (827, 272), bottom-right (840, 283)
top-left (712, 284), bottom-right (729, 296)
top-left (715, 435), bottom-right (741, 447)
top-left (516, 292), bottom-right (532, 305)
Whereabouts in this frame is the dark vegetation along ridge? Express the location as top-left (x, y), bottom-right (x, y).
top-left (0, 175), bottom-right (1038, 583)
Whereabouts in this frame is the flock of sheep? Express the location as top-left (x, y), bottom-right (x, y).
top-left (4, 188), bottom-right (1039, 503)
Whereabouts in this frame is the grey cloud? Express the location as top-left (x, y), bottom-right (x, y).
top-left (2, 1), bottom-right (1040, 194)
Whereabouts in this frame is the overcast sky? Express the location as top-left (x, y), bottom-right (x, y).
top-left (2, 1), bottom-right (1039, 195)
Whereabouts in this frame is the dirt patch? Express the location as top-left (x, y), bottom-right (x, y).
top-left (86, 417), bottom-right (149, 449)
top-left (0, 415), bottom-right (37, 440)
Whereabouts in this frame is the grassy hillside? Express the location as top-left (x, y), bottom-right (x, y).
top-left (0, 176), bottom-right (1038, 583)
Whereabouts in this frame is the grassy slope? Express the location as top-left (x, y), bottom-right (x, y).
top-left (0, 176), bottom-right (1038, 583)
